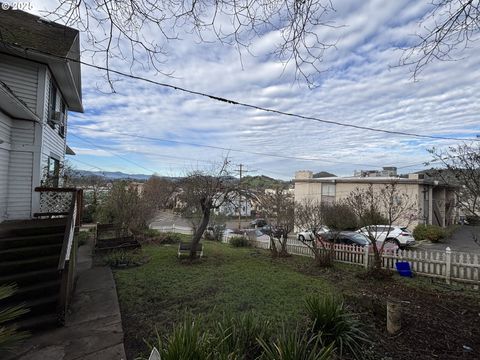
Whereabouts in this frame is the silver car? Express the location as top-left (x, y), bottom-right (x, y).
top-left (357, 225), bottom-right (415, 249)
top-left (297, 226), bottom-right (330, 241)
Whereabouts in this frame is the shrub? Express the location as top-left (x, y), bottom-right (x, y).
top-left (162, 232), bottom-right (182, 244)
top-left (304, 295), bottom-right (368, 359)
top-left (212, 312), bottom-right (271, 358)
top-left (229, 236), bottom-right (250, 248)
top-left (103, 250), bottom-right (144, 268)
top-left (258, 325), bottom-right (333, 360)
top-left (140, 230), bottom-right (182, 244)
top-left (413, 224), bottom-right (446, 243)
top-left (0, 285), bottom-right (29, 354)
top-left (147, 318), bottom-right (211, 360)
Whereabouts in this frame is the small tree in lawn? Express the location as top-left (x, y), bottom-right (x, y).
top-left (179, 159), bottom-right (238, 260)
top-left (258, 187), bottom-right (294, 257)
top-left (294, 200), bottom-right (334, 267)
top-left (344, 183), bottom-right (417, 271)
top-left (143, 176), bottom-right (177, 211)
top-left (97, 181), bottom-right (156, 237)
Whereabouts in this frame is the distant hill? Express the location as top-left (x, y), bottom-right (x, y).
top-left (74, 170), bottom-right (153, 181)
top-left (241, 175), bottom-right (289, 189)
top-left (313, 171), bottom-right (336, 178)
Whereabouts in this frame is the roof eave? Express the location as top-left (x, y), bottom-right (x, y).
top-left (0, 81), bottom-right (40, 121)
top-left (0, 44), bottom-right (83, 113)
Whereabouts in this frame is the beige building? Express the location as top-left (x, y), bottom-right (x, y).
top-left (294, 171), bottom-right (456, 228)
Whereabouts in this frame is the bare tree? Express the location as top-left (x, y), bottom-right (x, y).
top-left (294, 200), bottom-right (334, 267)
top-left (143, 176), bottom-right (177, 210)
top-left (427, 143), bottom-right (480, 219)
top-left (97, 180), bottom-right (156, 237)
top-left (33, 0), bottom-right (340, 87)
top-left (257, 187), bottom-right (294, 257)
top-left (344, 183), bottom-right (418, 271)
top-left (401, 0), bottom-right (480, 79)
top-left (179, 159), bottom-right (239, 259)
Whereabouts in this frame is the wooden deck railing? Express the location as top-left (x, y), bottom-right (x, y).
top-left (34, 187), bottom-right (83, 323)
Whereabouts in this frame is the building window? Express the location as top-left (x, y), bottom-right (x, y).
top-left (423, 186), bottom-right (429, 223)
top-left (321, 183), bottom-right (335, 204)
top-left (47, 157), bottom-right (60, 188)
top-left (59, 101), bottom-right (66, 137)
top-left (48, 80), bottom-right (57, 129)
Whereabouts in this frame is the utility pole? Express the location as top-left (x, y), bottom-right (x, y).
top-left (237, 164), bottom-right (244, 229)
top-left (234, 164), bottom-right (253, 229)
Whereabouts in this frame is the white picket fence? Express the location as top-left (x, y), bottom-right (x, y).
top-left (224, 237), bottom-right (480, 288)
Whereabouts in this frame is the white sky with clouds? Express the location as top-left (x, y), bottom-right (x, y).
top-left (29, 0), bottom-right (480, 179)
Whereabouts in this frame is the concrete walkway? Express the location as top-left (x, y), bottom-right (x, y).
top-left (12, 236), bottom-right (127, 360)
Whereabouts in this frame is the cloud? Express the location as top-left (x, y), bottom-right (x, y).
top-left (29, 0), bottom-right (480, 178)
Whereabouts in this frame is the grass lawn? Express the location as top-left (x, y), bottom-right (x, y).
top-left (114, 239), bottom-right (480, 359)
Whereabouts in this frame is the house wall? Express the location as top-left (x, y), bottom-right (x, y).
top-left (294, 179), bottom-right (424, 229)
top-left (0, 111), bottom-right (12, 222)
top-left (0, 53), bottom-right (39, 113)
top-left (40, 69), bottom-right (67, 180)
top-left (6, 120), bottom-right (35, 220)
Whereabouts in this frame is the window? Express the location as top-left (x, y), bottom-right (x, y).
top-left (321, 183), bottom-right (335, 203)
top-left (47, 157), bottom-right (60, 187)
top-left (48, 80), bottom-right (57, 129)
top-left (59, 101), bottom-right (66, 137)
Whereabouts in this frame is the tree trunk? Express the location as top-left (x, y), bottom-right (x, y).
top-left (190, 207), bottom-right (210, 259)
top-left (373, 247), bottom-right (382, 270)
top-left (278, 234), bottom-right (290, 257)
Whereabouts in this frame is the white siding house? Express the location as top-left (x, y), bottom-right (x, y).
top-left (0, 9), bottom-right (83, 223)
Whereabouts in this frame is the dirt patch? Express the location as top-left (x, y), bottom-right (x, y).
top-left (320, 266), bottom-right (480, 360)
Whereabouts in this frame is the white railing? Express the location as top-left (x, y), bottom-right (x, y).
top-left (223, 237), bottom-right (480, 288)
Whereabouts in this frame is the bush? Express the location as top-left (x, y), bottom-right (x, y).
top-left (103, 250), bottom-right (144, 268)
top-left (0, 285), bottom-right (29, 354)
top-left (304, 295), bottom-right (368, 359)
top-left (258, 325), bottom-right (333, 360)
top-left (147, 318), bottom-right (211, 360)
top-left (212, 312), bottom-right (271, 358)
top-left (413, 224), bottom-right (446, 243)
top-left (229, 236), bottom-right (250, 248)
top-left (140, 230), bottom-right (182, 244)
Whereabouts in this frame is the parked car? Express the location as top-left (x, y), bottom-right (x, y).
top-left (357, 225), bottom-right (415, 249)
top-left (250, 218), bottom-right (268, 228)
top-left (297, 226), bottom-right (330, 241)
top-left (255, 229), bottom-right (271, 242)
top-left (322, 231), bottom-right (399, 253)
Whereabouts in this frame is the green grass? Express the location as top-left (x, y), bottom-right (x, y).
top-left (114, 240), bottom-right (333, 358)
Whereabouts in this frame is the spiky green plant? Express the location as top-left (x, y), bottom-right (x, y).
top-left (304, 295), bottom-right (369, 359)
top-left (258, 325), bottom-right (333, 360)
top-left (0, 284), bottom-right (29, 353)
top-left (212, 312), bottom-right (271, 359)
top-left (145, 317), bottom-right (212, 360)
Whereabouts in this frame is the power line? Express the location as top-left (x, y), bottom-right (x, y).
top-left (69, 133), bottom-right (158, 174)
top-left (71, 125), bottom-right (385, 168)
top-left (7, 43), bottom-right (480, 143)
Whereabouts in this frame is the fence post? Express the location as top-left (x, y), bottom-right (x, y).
top-left (445, 247), bottom-right (452, 285)
top-left (363, 245), bottom-right (369, 269)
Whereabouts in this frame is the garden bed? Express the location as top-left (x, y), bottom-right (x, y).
top-left (114, 240), bottom-right (480, 359)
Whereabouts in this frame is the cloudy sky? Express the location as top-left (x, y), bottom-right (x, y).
top-left (31, 0), bottom-right (480, 179)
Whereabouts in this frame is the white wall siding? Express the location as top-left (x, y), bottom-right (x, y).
top-left (0, 111), bottom-right (12, 222)
top-left (5, 121), bottom-right (35, 220)
top-left (0, 54), bottom-right (39, 113)
top-left (41, 70), bottom-right (66, 178)
top-left (6, 151), bottom-right (33, 219)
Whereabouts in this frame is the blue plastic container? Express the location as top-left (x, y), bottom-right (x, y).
top-left (395, 261), bottom-right (413, 277)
